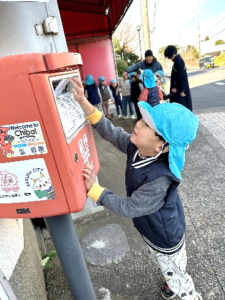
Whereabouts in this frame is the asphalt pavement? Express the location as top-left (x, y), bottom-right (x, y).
top-left (44, 70), bottom-right (225, 300)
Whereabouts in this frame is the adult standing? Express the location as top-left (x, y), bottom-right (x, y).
top-left (164, 45), bottom-right (193, 111)
top-left (123, 50), bottom-right (163, 76)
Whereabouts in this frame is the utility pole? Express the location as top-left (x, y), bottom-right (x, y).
top-left (139, 0), bottom-right (144, 56)
top-left (197, 12), bottom-right (201, 58)
top-left (142, 0), bottom-right (151, 50)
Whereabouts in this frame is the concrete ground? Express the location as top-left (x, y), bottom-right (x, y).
top-left (44, 104), bottom-right (225, 300)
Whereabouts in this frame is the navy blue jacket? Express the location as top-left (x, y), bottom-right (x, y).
top-left (110, 84), bottom-right (122, 102)
top-left (86, 84), bottom-right (101, 105)
top-left (170, 54), bottom-right (192, 111)
top-left (126, 143), bottom-right (186, 254)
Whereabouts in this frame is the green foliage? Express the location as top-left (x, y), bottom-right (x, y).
top-left (214, 52), bottom-right (225, 66)
top-left (116, 59), bottom-right (128, 77)
top-left (113, 37), bottom-right (139, 66)
top-left (215, 39), bottom-right (225, 45)
top-left (40, 250), bottom-right (57, 269)
top-left (205, 36), bottom-right (209, 41)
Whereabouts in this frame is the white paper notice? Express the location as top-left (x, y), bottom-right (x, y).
top-left (0, 121), bottom-right (48, 158)
top-left (0, 158), bottom-right (56, 203)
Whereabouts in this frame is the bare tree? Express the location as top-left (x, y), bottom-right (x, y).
top-left (114, 18), bottom-right (140, 54)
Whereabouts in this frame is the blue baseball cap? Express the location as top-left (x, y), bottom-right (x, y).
top-left (138, 101), bottom-right (199, 179)
top-left (110, 79), bottom-right (117, 84)
top-left (139, 69), bottom-right (156, 88)
top-left (98, 76), bottom-right (106, 83)
top-left (86, 75), bottom-right (94, 85)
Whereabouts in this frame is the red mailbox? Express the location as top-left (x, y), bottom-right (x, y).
top-left (0, 52), bottom-right (99, 218)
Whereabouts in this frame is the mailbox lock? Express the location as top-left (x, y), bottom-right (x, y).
top-left (74, 153), bottom-right (78, 162)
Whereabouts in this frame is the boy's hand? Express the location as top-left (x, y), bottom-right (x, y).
top-left (83, 164), bottom-right (96, 191)
top-left (70, 77), bottom-right (95, 116)
top-left (171, 88), bottom-right (177, 93)
top-left (70, 77), bottom-right (85, 104)
top-left (180, 92), bottom-right (186, 97)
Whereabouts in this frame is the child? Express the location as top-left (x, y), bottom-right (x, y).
top-left (84, 75), bottom-right (103, 113)
top-left (70, 77), bottom-right (202, 300)
top-left (139, 69), bottom-right (160, 107)
top-left (119, 72), bottom-right (135, 119)
top-left (130, 72), bottom-right (144, 120)
top-left (164, 45), bottom-right (192, 111)
top-left (155, 70), bottom-right (171, 102)
top-left (110, 79), bottom-right (123, 118)
top-left (98, 76), bottom-right (114, 119)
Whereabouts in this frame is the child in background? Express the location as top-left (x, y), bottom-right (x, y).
top-left (155, 70), bottom-right (171, 103)
top-left (84, 75), bottom-right (103, 113)
top-left (110, 79), bottom-right (123, 118)
top-left (119, 72), bottom-right (135, 119)
top-left (98, 76), bottom-right (115, 119)
top-left (139, 69), bottom-right (160, 107)
top-left (130, 72), bottom-right (144, 120)
top-left (70, 77), bottom-right (203, 300)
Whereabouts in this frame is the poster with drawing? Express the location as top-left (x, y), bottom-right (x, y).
top-left (0, 121), bottom-right (48, 158)
top-left (0, 158), bottom-right (56, 204)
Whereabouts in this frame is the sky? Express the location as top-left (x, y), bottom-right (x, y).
top-left (114, 0), bottom-right (225, 55)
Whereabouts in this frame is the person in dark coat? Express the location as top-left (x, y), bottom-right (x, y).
top-left (123, 50), bottom-right (163, 76)
top-left (130, 72), bottom-right (144, 120)
top-left (164, 45), bottom-right (193, 111)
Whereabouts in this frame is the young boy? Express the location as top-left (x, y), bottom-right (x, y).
top-left (70, 77), bottom-right (202, 300)
top-left (130, 72), bottom-right (144, 120)
top-left (98, 76), bottom-right (114, 119)
top-left (155, 70), bottom-right (171, 102)
top-left (119, 72), bottom-right (135, 119)
top-left (110, 79), bottom-right (123, 118)
top-left (164, 45), bottom-right (192, 111)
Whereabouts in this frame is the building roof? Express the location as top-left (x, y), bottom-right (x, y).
top-left (58, 0), bottom-right (133, 42)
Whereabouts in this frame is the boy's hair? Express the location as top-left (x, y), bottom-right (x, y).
top-left (164, 45), bottom-right (177, 58)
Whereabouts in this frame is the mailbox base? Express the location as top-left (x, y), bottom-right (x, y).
top-left (44, 214), bottom-right (97, 300)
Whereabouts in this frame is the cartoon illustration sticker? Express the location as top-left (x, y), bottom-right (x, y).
top-left (0, 158), bottom-right (56, 204)
top-left (0, 121), bottom-right (48, 158)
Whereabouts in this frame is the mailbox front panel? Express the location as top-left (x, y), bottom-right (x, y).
top-left (0, 54), bottom-right (71, 218)
top-left (30, 70), bottom-right (100, 212)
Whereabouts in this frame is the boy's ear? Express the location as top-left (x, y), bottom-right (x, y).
top-left (155, 143), bottom-right (169, 154)
top-left (162, 144), bottom-right (169, 153)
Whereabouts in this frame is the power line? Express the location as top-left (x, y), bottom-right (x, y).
top-left (210, 28), bottom-right (225, 39)
top-left (201, 17), bottom-right (225, 37)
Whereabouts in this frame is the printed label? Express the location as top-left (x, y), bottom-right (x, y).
top-left (78, 133), bottom-right (93, 165)
top-left (0, 121), bottom-right (47, 158)
top-left (0, 158), bottom-right (56, 204)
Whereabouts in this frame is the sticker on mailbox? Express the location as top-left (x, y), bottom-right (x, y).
top-left (0, 158), bottom-right (56, 203)
top-left (0, 121), bottom-right (47, 158)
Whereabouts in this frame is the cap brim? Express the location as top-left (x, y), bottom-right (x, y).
top-left (138, 102), bottom-right (158, 133)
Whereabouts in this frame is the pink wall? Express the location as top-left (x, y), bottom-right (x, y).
top-left (68, 39), bottom-right (117, 86)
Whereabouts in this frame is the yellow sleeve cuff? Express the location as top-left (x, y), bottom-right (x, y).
top-left (87, 182), bottom-right (105, 202)
top-left (86, 107), bottom-right (103, 125)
